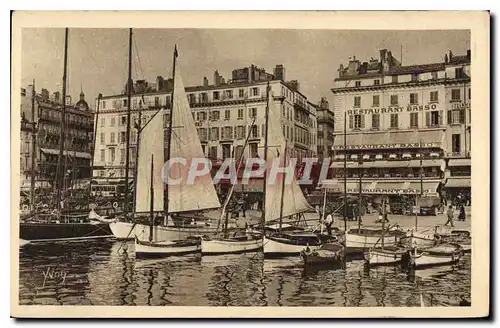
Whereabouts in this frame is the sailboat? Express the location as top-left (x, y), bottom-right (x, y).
top-left (134, 46), bottom-right (221, 258)
top-left (20, 28), bottom-right (113, 242)
top-left (262, 87), bottom-right (334, 257)
top-left (201, 117), bottom-right (263, 255)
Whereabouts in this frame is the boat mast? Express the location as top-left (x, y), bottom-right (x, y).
top-left (54, 28), bottom-right (69, 212)
top-left (30, 79), bottom-right (36, 212)
top-left (358, 156), bottom-right (362, 232)
top-left (321, 186), bottom-right (327, 235)
top-left (381, 197), bottom-right (386, 249)
top-left (88, 93), bottom-right (102, 203)
top-left (164, 46), bottom-right (177, 224)
top-left (415, 138), bottom-right (423, 232)
top-left (278, 139), bottom-right (288, 234)
top-left (124, 28), bottom-right (133, 217)
top-left (260, 80), bottom-right (270, 228)
top-left (343, 113), bottom-right (347, 233)
top-left (131, 108), bottom-right (142, 219)
top-left (149, 154), bottom-right (154, 242)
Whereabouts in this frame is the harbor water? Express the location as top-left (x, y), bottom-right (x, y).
top-left (19, 238), bottom-right (471, 306)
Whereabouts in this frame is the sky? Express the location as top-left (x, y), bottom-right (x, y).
top-left (21, 29), bottom-right (470, 110)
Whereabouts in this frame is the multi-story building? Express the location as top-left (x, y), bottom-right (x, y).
top-left (20, 85), bottom-right (94, 191)
top-left (325, 48), bottom-right (471, 206)
top-left (314, 97), bottom-right (335, 161)
top-left (93, 64), bottom-right (318, 196)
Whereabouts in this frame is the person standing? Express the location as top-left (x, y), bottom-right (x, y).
top-left (325, 212), bottom-right (334, 236)
top-left (458, 205), bottom-right (466, 221)
top-left (445, 205), bottom-right (455, 227)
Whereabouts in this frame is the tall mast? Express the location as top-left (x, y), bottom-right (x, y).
top-left (358, 157), bottom-right (362, 232)
top-left (260, 80), bottom-right (270, 227)
top-left (149, 154), bottom-right (154, 242)
top-left (278, 139), bottom-right (287, 234)
top-left (164, 46), bottom-right (178, 219)
top-left (124, 28), bottom-right (133, 216)
top-left (415, 138), bottom-right (423, 232)
top-left (88, 93), bottom-right (102, 202)
top-left (343, 113), bottom-right (347, 232)
top-left (132, 110), bottom-right (142, 219)
top-left (30, 79), bottom-right (36, 212)
top-left (54, 28), bottom-right (69, 211)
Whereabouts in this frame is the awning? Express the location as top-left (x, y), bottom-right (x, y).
top-left (405, 181), bottom-right (440, 195)
top-left (40, 148), bottom-right (92, 159)
top-left (320, 179), bottom-right (377, 194)
top-left (448, 158), bottom-right (471, 167)
top-left (444, 177), bottom-right (471, 188)
top-left (330, 159), bottom-right (444, 169)
top-left (333, 129), bottom-right (445, 150)
top-left (407, 159), bottom-right (444, 168)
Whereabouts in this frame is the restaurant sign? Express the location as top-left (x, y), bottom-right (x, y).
top-left (333, 142), bottom-right (441, 150)
top-left (347, 103), bottom-right (439, 116)
top-left (327, 187), bottom-right (434, 195)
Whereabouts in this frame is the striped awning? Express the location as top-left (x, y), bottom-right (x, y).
top-left (448, 158), bottom-right (471, 167)
top-left (40, 148), bottom-right (92, 159)
top-left (330, 159), bottom-right (444, 169)
top-left (320, 179), bottom-right (440, 195)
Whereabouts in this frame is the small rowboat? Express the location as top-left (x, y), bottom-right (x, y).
top-left (364, 246), bottom-right (408, 266)
top-left (402, 243), bottom-right (463, 270)
top-left (134, 236), bottom-right (201, 258)
top-left (300, 242), bottom-right (345, 267)
top-left (399, 230), bottom-right (440, 248)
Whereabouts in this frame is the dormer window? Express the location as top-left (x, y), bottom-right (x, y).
top-left (355, 81), bottom-right (361, 87)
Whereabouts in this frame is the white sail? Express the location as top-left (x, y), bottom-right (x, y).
top-left (265, 92), bottom-right (312, 222)
top-left (135, 110), bottom-right (165, 213)
top-left (167, 64), bottom-right (221, 213)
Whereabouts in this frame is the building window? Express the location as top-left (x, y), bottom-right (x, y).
top-left (209, 146), bottom-right (217, 160)
top-left (431, 71), bottom-right (438, 80)
top-left (390, 114), bottom-right (398, 128)
top-left (100, 132), bottom-right (105, 145)
top-left (102, 101), bottom-right (106, 109)
top-left (109, 148), bottom-right (116, 162)
top-left (154, 96), bottom-right (160, 107)
top-left (250, 108), bottom-right (257, 118)
top-left (451, 89), bottom-right (461, 101)
top-left (120, 131), bottom-right (126, 143)
top-left (197, 128), bottom-right (208, 141)
top-left (410, 112), bottom-right (419, 128)
top-left (222, 144), bottom-right (231, 160)
top-left (390, 95), bottom-right (398, 106)
top-left (372, 113), bottom-right (380, 129)
top-left (452, 134), bottom-right (461, 153)
top-left (239, 89), bottom-right (245, 98)
top-left (210, 110), bottom-right (220, 121)
top-left (225, 90), bottom-right (233, 99)
top-left (429, 111), bottom-right (441, 126)
top-left (249, 143), bottom-right (258, 158)
top-left (411, 73), bottom-right (419, 82)
top-left (224, 110), bottom-right (230, 120)
top-left (236, 126), bottom-right (246, 139)
top-left (120, 149), bottom-right (125, 163)
top-left (355, 81), bottom-right (361, 87)
top-left (213, 91), bottom-right (220, 100)
top-left (110, 132), bottom-right (116, 143)
top-left (455, 67), bottom-right (465, 78)
top-left (354, 96), bottom-right (361, 108)
top-left (238, 108), bottom-right (244, 120)
top-left (392, 76), bottom-right (398, 84)
top-left (100, 118), bottom-right (105, 127)
top-left (222, 126), bottom-right (233, 140)
top-left (354, 115), bottom-right (362, 129)
top-left (430, 91), bottom-right (439, 103)
top-left (120, 116), bottom-right (126, 126)
top-left (448, 110), bottom-right (465, 125)
top-left (372, 95), bottom-right (380, 107)
top-left (123, 99), bottom-right (128, 107)
top-left (111, 117), bottom-right (116, 127)
top-left (251, 125), bottom-right (259, 138)
top-left (468, 88), bottom-right (471, 100)
top-left (374, 80), bottom-right (380, 86)
top-left (210, 127), bottom-right (219, 141)
top-left (251, 87), bottom-right (259, 96)
top-left (410, 93), bottom-right (418, 105)
top-left (100, 149), bottom-right (105, 162)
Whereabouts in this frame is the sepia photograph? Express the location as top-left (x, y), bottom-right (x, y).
top-left (10, 11), bottom-right (490, 318)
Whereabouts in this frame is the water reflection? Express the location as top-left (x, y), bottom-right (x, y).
top-left (19, 240), bottom-right (471, 307)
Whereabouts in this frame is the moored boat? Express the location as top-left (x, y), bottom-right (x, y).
top-left (300, 242), bottom-right (345, 267)
top-left (19, 239), bottom-right (30, 247)
top-left (345, 227), bottom-right (405, 254)
top-left (364, 246), bottom-right (407, 266)
top-left (402, 243), bottom-right (463, 269)
top-left (399, 229), bottom-right (440, 248)
top-left (135, 237), bottom-right (201, 258)
top-left (110, 221), bottom-right (217, 241)
top-left (201, 234), bottom-right (263, 255)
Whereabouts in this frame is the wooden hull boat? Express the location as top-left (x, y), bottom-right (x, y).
top-left (201, 235), bottom-right (263, 255)
top-left (134, 237), bottom-right (201, 258)
top-left (402, 244), bottom-right (463, 269)
top-left (110, 221), bottom-right (217, 241)
top-left (345, 228), bottom-right (405, 254)
top-left (300, 242), bottom-right (345, 267)
top-left (364, 246), bottom-right (407, 266)
top-left (399, 230), bottom-right (439, 248)
top-left (19, 239), bottom-right (30, 247)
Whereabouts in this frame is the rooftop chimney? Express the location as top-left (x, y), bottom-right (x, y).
top-left (203, 76), bottom-right (209, 87)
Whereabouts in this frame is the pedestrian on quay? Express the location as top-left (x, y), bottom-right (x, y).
top-left (325, 212), bottom-right (334, 236)
top-left (458, 204), bottom-right (466, 221)
top-left (445, 205), bottom-right (455, 227)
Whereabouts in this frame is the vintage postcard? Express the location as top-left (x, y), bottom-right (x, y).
top-left (11, 11), bottom-right (490, 318)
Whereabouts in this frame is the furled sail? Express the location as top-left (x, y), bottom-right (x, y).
top-left (167, 63), bottom-right (221, 213)
top-left (264, 92), bottom-right (312, 222)
top-left (135, 110), bottom-right (165, 213)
